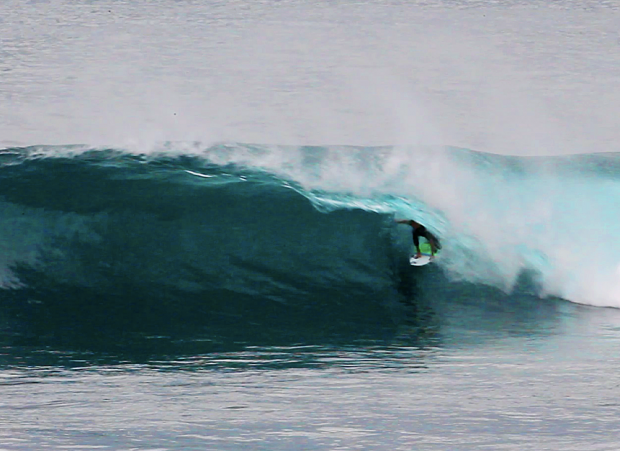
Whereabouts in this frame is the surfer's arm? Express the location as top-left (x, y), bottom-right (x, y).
top-left (394, 219), bottom-right (412, 225)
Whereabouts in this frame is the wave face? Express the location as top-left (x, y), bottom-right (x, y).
top-left (1, 143), bottom-right (620, 352)
top-left (0, 145), bottom-right (417, 352)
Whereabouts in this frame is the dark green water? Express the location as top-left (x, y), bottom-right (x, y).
top-left (2, 147), bottom-right (620, 449)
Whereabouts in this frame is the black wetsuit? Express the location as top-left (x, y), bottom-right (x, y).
top-left (412, 225), bottom-right (441, 249)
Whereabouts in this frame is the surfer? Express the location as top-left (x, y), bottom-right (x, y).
top-left (395, 219), bottom-right (441, 259)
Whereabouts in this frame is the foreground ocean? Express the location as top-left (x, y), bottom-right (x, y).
top-left (2, 0), bottom-right (620, 449)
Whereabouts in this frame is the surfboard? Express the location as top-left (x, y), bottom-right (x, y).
top-left (410, 254), bottom-right (433, 266)
top-left (409, 241), bottom-right (436, 267)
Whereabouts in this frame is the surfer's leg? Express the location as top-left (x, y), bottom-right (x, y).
top-left (426, 232), bottom-right (441, 254)
top-left (419, 231), bottom-right (439, 257)
top-left (412, 230), bottom-right (422, 258)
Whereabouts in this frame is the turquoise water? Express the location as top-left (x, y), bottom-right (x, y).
top-left (2, 0), bottom-right (620, 449)
top-left (2, 149), bottom-right (620, 449)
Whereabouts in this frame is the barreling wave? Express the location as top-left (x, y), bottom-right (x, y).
top-left (0, 145), bottom-right (426, 352)
top-left (1, 143), bottom-right (620, 352)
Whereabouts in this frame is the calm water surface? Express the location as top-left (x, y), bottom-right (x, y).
top-left (2, 292), bottom-right (620, 450)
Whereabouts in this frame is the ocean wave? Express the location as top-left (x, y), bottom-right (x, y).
top-left (0, 145), bottom-right (419, 351)
top-left (1, 143), bottom-right (620, 351)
